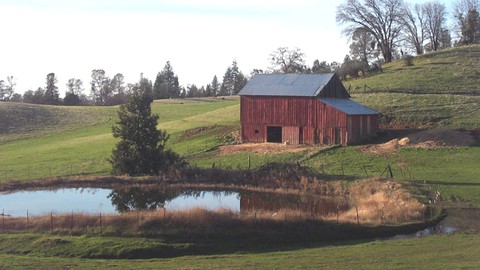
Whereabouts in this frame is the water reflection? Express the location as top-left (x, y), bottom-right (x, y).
top-left (108, 187), bottom-right (182, 212)
top-left (0, 187), bottom-right (348, 218)
top-left (240, 192), bottom-right (348, 216)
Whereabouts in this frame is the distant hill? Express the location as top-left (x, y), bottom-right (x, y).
top-left (344, 45), bottom-right (480, 95)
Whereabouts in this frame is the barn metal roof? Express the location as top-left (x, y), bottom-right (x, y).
top-left (319, 98), bottom-right (379, 115)
top-left (238, 73), bottom-right (335, 97)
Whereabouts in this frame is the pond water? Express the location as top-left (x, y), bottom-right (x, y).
top-left (0, 188), bottom-right (241, 217)
top-left (1, 187), bottom-right (477, 237)
top-left (0, 187), bottom-right (347, 218)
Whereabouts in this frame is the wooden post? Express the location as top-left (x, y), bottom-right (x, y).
top-left (387, 165), bottom-right (393, 178)
top-left (355, 206), bottom-right (359, 225)
top-left (248, 155), bottom-right (251, 170)
top-left (71, 211), bottom-right (74, 235)
top-left (99, 213), bottom-right (102, 236)
top-left (26, 210), bottom-right (29, 229)
top-left (336, 206), bottom-right (339, 224)
top-left (2, 209), bottom-right (4, 233)
top-left (50, 212), bottom-right (53, 234)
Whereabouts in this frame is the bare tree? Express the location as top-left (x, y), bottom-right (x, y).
top-left (336, 0), bottom-right (404, 63)
top-left (0, 76), bottom-right (16, 101)
top-left (423, 1), bottom-right (447, 52)
top-left (269, 47), bottom-right (306, 73)
top-left (401, 3), bottom-right (426, 55)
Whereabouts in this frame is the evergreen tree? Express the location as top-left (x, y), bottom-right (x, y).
top-left (153, 61), bottom-right (180, 99)
top-left (219, 60), bottom-right (247, 96)
top-left (110, 92), bottom-right (183, 175)
top-left (44, 73), bottom-right (60, 105)
top-left (211, 75), bottom-right (220, 96)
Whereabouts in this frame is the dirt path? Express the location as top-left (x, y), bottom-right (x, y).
top-left (219, 143), bottom-right (326, 155)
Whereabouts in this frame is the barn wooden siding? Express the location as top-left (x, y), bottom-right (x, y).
top-left (240, 96), bottom-right (378, 145)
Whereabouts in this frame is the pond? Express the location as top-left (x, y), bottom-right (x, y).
top-left (0, 187), bottom-right (347, 218)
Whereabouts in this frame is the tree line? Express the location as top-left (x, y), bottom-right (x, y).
top-left (0, 59), bottom-right (249, 106)
top-left (337, 0), bottom-right (480, 64)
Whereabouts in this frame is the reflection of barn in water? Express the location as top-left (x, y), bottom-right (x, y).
top-left (240, 192), bottom-right (348, 217)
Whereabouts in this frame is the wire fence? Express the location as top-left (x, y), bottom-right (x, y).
top-left (0, 159), bottom-right (415, 182)
top-left (0, 161), bottom-right (110, 182)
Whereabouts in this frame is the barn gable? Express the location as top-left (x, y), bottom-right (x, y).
top-left (239, 73), bottom-right (379, 145)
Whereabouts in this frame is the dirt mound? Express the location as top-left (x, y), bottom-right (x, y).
top-left (219, 143), bottom-right (315, 155)
top-left (363, 129), bottom-right (475, 154)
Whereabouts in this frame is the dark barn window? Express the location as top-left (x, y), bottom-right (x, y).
top-left (267, 126), bottom-right (282, 143)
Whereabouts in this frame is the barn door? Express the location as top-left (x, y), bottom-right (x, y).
top-left (334, 127), bottom-right (341, 145)
top-left (267, 126), bottom-right (282, 143)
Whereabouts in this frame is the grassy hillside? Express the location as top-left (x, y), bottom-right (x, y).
top-left (0, 97), bottom-right (240, 180)
top-left (345, 45), bottom-right (480, 94)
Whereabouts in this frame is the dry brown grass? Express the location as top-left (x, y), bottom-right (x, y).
top-left (334, 178), bottom-right (424, 224)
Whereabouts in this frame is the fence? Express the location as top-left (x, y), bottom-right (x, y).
top-left (0, 161), bottom-right (110, 182)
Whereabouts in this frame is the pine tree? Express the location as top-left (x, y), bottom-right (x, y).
top-left (110, 93), bottom-right (183, 175)
top-left (219, 60), bottom-right (247, 96)
top-left (44, 73), bottom-right (60, 105)
top-left (153, 61), bottom-right (180, 99)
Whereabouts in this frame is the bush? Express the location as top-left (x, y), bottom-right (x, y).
top-left (403, 55), bottom-right (414, 66)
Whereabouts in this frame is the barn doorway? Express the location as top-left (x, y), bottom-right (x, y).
top-left (267, 126), bottom-right (282, 143)
top-left (334, 127), bottom-right (341, 145)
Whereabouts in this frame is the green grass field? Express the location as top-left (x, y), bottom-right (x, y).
top-left (1, 45), bottom-right (480, 268)
top-left (0, 233), bottom-right (478, 269)
top-left (345, 45), bottom-right (480, 94)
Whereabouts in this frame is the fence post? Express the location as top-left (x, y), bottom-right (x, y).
top-left (248, 155), bottom-right (251, 170)
top-left (71, 211), bottom-right (74, 235)
top-left (26, 210), bottom-right (29, 230)
top-left (2, 209), bottom-right (4, 233)
top-left (355, 206), bottom-right (359, 225)
top-left (99, 213), bottom-right (102, 236)
top-left (50, 212), bottom-right (53, 234)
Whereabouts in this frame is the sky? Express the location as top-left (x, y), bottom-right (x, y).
top-left (0, 0), bottom-right (454, 95)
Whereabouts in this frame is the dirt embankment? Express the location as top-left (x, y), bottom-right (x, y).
top-left (363, 129), bottom-right (477, 154)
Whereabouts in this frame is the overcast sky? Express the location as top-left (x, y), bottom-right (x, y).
top-left (0, 0), bottom-right (454, 95)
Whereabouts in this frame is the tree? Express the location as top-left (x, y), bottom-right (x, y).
top-left (66, 78), bottom-right (84, 95)
top-left (401, 3), bottom-right (426, 55)
top-left (44, 73), bottom-right (60, 105)
top-left (153, 61), bottom-right (180, 99)
top-left (423, 1), bottom-right (447, 52)
top-left (65, 78), bottom-right (84, 106)
top-left (453, 0), bottom-right (480, 45)
top-left (0, 76), bottom-right (15, 101)
top-left (338, 55), bottom-right (367, 80)
top-left (349, 27), bottom-right (379, 65)
top-left (219, 60), bottom-right (247, 96)
top-left (337, 0), bottom-right (404, 63)
top-left (110, 92), bottom-right (183, 175)
top-left (439, 28), bottom-right (453, 49)
top-left (90, 69), bottom-right (112, 105)
top-left (210, 75), bottom-right (220, 97)
top-left (269, 47), bottom-right (306, 73)
top-left (108, 187), bottom-right (181, 212)
top-left (311, 60), bottom-right (332, 73)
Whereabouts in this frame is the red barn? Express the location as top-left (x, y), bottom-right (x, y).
top-left (238, 73), bottom-right (379, 145)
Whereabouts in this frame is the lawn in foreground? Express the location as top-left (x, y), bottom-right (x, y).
top-left (0, 233), bottom-right (478, 269)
